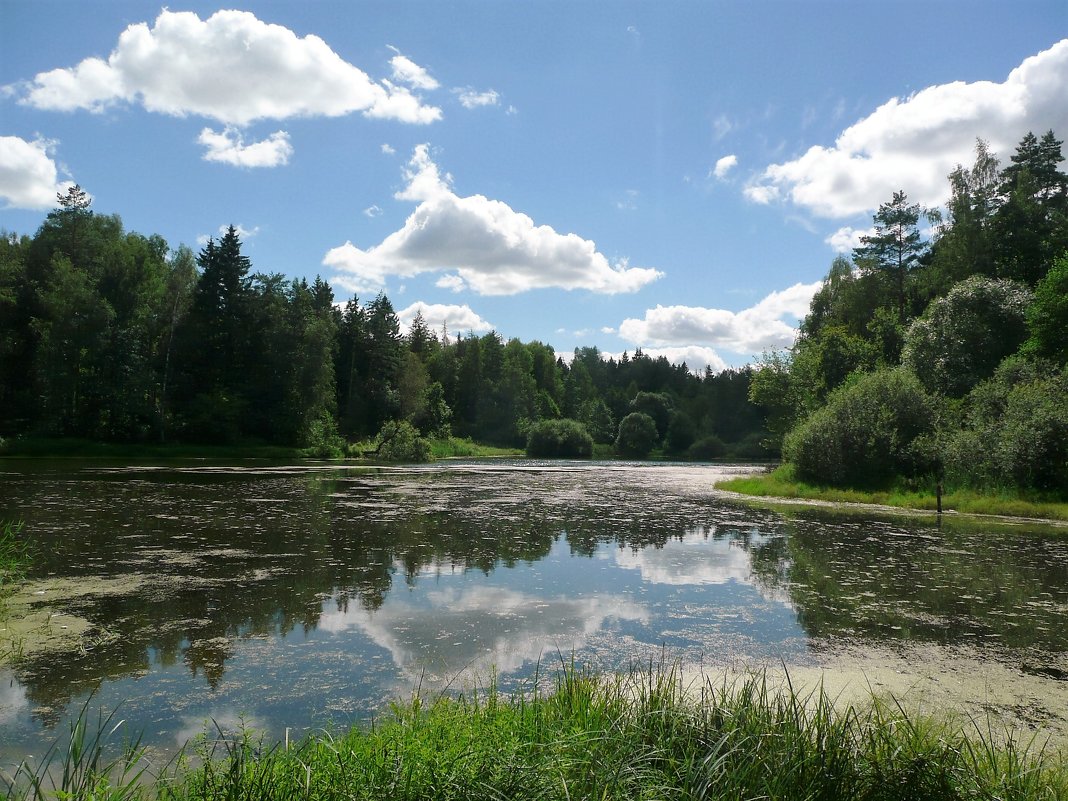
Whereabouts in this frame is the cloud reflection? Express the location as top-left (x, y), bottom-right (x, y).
top-left (319, 584), bottom-right (647, 680)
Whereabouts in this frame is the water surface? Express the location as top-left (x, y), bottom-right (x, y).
top-left (1, 460), bottom-right (1066, 764)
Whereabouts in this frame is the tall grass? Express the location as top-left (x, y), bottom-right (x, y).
top-left (0, 519), bottom-right (30, 598)
top-left (7, 663), bottom-right (1065, 799)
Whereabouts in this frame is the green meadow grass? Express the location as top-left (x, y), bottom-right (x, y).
top-left (6, 663), bottom-right (1065, 800)
top-left (718, 465), bottom-right (1068, 522)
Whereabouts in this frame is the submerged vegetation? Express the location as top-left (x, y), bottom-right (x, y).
top-left (4, 664), bottom-right (1065, 800)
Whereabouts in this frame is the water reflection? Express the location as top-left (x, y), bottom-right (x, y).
top-left (0, 460), bottom-right (1065, 760)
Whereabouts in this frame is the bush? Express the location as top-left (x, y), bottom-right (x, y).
top-left (375, 420), bottom-right (432, 463)
top-left (783, 368), bottom-right (937, 487)
top-left (615, 412), bottom-right (659, 459)
top-left (902, 276), bottom-right (1032, 397)
top-left (687, 435), bottom-right (726, 461)
top-left (946, 358), bottom-right (1068, 492)
top-left (525, 419), bottom-right (594, 458)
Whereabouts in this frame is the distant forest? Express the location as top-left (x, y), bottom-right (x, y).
top-left (1, 130), bottom-right (1066, 491)
top-left (0, 187), bottom-right (766, 459)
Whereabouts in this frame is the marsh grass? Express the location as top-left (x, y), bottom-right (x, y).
top-left (0, 520), bottom-right (30, 601)
top-left (718, 465), bottom-right (1068, 522)
top-left (7, 663), bottom-right (1066, 800)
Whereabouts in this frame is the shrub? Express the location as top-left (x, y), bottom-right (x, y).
top-left (902, 276), bottom-right (1032, 397)
top-left (783, 368), bottom-right (937, 487)
top-left (375, 420), bottom-right (432, 463)
top-left (946, 358), bottom-right (1068, 492)
top-left (615, 412), bottom-right (659, 459)
top-left (686, 435), bottom-right (726, 461)
top-left (525, 419), bottom-right (594, 458)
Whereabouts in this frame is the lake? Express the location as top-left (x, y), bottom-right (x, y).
top-left (1, 459), bottom-right (1067, 768)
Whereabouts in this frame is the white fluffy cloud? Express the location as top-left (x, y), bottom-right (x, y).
top-left (746, 39), bottom-right (1068, 218)
top-left (712, 154), bottom-right (737, 180)
top-left (388, 49), bottom-right (439, 91)
top-left (19, 10), bottom-right (442, 126)
top-left (825, 226), bottom-right (874, 253)
top-left (457, 88), bottom-right (500, 109)
top-left (323, 145), bottom-right (663, 296)
top-left (197, 127), bottom-right (292, 167)
top-left (615, 346), bottom-right (729, 374)
top-left (618, 281), bottom-right (822, 356)
top-left (397, 301), bottom-right (494, 336)
top-left (0, 135), bottom-right (74, 209)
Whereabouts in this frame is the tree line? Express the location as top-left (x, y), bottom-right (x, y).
top-left (0, 192), bottom-right (768, 459)
top-left (750, 130), bottom-right (1068, 496)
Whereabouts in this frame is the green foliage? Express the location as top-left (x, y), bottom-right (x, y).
top-left (615, 412), bottom-right (658, 458)
top-left (524, 418), bottom-right (594, 458)
top-left (374, 420), bottom-right (432, 463)
top-left (664, 410), bottom-right (696, 453)
top-left (1024, 250), bottom-right (1068, 364)
top-left (946, 358), bottom-right (1068, 493)
top-left (783, 368), bottom-right (938, 487)
top-left (686, 434), bottom-right (726, 460)
top-left (628, 391), bottom-right (672, 440)
top-left (854, 190), bottom-right (929, 322)
top-left (902, 276), bottom-right (1033, 396)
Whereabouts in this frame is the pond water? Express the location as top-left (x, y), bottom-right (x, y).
top-left (1, 459), bottom-right (1067, 768)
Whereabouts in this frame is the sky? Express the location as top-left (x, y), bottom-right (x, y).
top-left (2, 2), bottom-right (1066, 372)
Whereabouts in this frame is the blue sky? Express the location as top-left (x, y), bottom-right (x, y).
top-left (2, 2), bottom-right (1066, 371)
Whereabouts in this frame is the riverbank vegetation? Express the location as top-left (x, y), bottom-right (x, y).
top-left (5, 664), bottom-right (1065, 800)
top-left (744, 131), bottom-right (1068, 505)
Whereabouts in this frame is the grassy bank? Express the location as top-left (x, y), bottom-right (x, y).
top-left (6, 665), bottom-right (1066, 800)
top-left (717, 465), bottom-right (1068, 522)
top-left (0, 520), bottom-right (30, 603)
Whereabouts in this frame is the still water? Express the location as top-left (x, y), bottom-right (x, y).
top-left (1, 460), bottom-right (1067, 765)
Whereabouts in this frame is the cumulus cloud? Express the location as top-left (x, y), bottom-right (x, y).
top-left (456, 88), bottom-right (500, 109)
top-left (323, 144), bottom-right (663, 296)
top-left (381, 143), bottom-right (396, 155)
top-left (388, 48), bottom-right (439, 91)
top-left (197, 126), bottom-right (292, 167)
top-left (0, 135), bottom-right (74, 209)
top-left (18, 9), bottom-right (442, 126)
top-left (712, 154), bottom-right (737, 180)
top-left (397, 301), bottom-right (494, 336)
top-left (825, 226), bottom-right (874, 253)
top-left (618, 281), bottom-right (822, 356)
top-left (746, 39), bottom-right (1068, 218)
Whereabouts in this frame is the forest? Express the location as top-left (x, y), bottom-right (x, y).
top-left (751, 130), bottom-right (1068, 497)
top-left (0, 187), bottom-right (766, 461)
top-left (1, 130), bottom-right (1066, 495)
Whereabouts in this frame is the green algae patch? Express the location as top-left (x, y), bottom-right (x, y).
top-left (0, 575), bottom-right (145, 664)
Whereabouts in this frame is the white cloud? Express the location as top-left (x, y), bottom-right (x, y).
top-left (388, 49), bottom-right (439, 91)
top-left (456, 88), bottom-right (500, 109)
top-left (0, 135), bottom-right (74, 210)
top-left (600, 326), bottom-right (616, 335)
top-left (323, 145), bottom-right (663, 296)
top-left (19, 9), bottom-right (442, 126)
top-left (618, 346), bottom-right (730, 374)
top-left (381, 143), bottom-right (396, 155)
top-left (197, 126), bottom-right (292, 167)
top-left (825, 226), bottom-right (874, 253)
top-left (712, 154), bottom-right (737, 180)
top-left (746, 39), bottom-right (1068, 218)
top-left (712, 114), bottom-right (733, 140)
top-left (363, 204), bottom-right (383, 218)
top-left (196, 223), bottom-right (260, 246)
top-left (618, 281), bottom-right (822, 356)
top-left (397, 301), bottom-right (494, 336)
